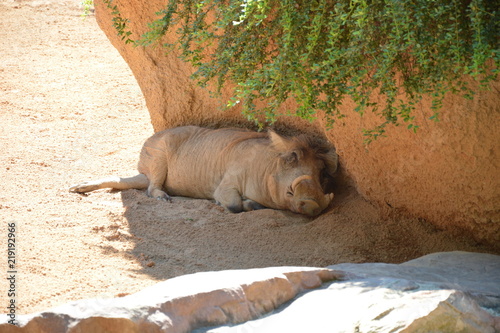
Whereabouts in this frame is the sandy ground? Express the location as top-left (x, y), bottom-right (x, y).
top-left (1, 0), bottom-right (497, 315)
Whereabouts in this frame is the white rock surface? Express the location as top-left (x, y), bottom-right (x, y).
top-left (208, 252), bottom-right (500, 333)
top-left (1, 252), bottom-right (499, 333)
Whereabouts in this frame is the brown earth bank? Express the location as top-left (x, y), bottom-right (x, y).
top-left (0, 0), bottom-right (498, 315)
top-left (94, 0), bottom-right (500, 247)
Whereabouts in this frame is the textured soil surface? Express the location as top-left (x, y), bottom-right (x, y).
top-left (1, 0), bottom-right (496, 315)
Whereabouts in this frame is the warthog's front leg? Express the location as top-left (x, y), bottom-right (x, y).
top-left (214, 174), bottom-right (255, 213)
top-left (214, 177), bottom-right (267, 213)
top-left (214, 185), bottom-right (243, 213)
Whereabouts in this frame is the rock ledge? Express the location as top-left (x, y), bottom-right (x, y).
top-left (1, 252), bottom-right (499, 332)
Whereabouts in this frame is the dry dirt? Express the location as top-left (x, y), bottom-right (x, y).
top-left (0, 0), bottom-right (496, 315)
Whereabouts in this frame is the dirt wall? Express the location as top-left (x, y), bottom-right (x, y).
top-left (94, 0), bottom-right (499, 247)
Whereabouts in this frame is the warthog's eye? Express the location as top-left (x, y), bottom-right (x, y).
top-left (283, 151), bottom-right (298, 166)
top-left (286, 186), bottom-right (294, 197)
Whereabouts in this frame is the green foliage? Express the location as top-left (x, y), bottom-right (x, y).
top-left (81, 0), bottom-right (94, 17)
top-left (102, 0), bottom-right (134, 44)
top-left (107, 0), bottom-right (499, 141)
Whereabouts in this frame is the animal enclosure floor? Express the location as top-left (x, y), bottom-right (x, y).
top-left (0, 0), bottom-right (495, 314)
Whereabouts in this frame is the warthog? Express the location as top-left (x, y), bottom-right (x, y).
top-left (70, 126), bottom-right (338, 216)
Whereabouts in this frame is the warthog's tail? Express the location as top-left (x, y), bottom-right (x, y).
top-left (69, 174), bottom-right (149, 193)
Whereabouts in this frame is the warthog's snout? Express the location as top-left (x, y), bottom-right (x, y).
top-left (291, 176), bottom-right (334, 217)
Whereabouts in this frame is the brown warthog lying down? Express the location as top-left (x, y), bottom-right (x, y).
top-left (70, 126), bottom-right (338, 216)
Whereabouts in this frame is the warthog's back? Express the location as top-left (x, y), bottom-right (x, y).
top-left (138, 126), bottom-right (268, 199)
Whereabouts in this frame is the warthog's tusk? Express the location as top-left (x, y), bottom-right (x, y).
top-left (325, 192), bottom-right (334, 203)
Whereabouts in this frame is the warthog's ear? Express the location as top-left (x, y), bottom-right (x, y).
top-left (268, 130), bottom-right (292, 152)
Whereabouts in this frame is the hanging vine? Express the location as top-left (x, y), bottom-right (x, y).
top-left (104, 0), bottom-right (499, 141)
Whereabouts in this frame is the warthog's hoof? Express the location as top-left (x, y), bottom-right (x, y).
top-left (242, 199), bottom-right (266, 211)
top-left (147, 189), bottom-right (173, 203)
top-left (156, 194), bottom-right (173, 203)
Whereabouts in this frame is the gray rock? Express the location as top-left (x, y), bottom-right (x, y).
top-left (1, 252), bottom-right (498, 332)
top-left (208, 252), bottom-right (500, 333)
